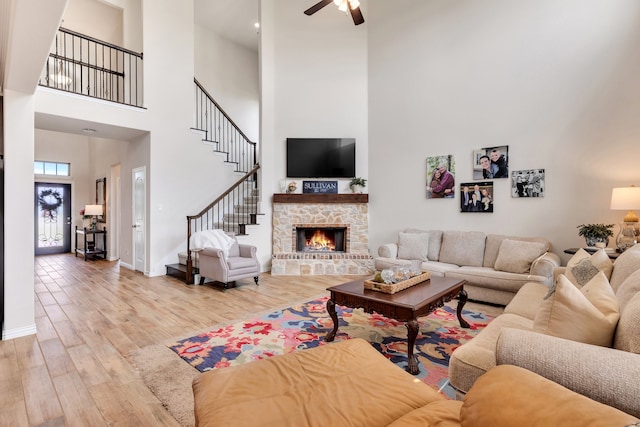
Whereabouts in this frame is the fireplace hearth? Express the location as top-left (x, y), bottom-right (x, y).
top-left (296, 227), bottom-right (346, 252)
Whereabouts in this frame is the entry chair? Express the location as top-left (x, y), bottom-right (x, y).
top-left (198, 236), bottom-right (260, 290)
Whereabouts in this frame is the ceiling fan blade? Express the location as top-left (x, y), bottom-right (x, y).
top-left (304, 0), bottom-right (334, 16)
top-left (349, 6), bottom-right (365, 25)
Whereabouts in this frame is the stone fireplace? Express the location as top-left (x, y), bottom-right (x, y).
top-left (272, 194), bottom-right (374, 275)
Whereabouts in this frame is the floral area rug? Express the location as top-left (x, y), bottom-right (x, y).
top-left (167, 296), bottom-right (493, 398)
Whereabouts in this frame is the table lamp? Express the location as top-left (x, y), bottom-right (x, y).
top-left (84, 204), bottom-right (103, 230)
top-left (610, 185), bottom-right (640, 251)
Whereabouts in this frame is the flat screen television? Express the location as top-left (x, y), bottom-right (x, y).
top-left (286, 138), bottom-right (356, 178)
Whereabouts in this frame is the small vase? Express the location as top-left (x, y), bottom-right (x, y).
top-left (351, 185), bottom-right (362, 194)
top-left (585, 237), bottom-right (609, 247)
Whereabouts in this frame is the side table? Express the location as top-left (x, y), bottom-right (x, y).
top-left (75, 226), bottom-right (107, 261)
top-left (564, 247), bottom-right (619, 260)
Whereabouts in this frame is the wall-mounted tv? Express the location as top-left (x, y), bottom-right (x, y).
top-left (286, 138), bottom-right (356, 178)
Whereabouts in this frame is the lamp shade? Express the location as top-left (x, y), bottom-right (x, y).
top-left (610, 186), bottom-right (640, 210)
top-left (84, 204), bottom-right (103, 216)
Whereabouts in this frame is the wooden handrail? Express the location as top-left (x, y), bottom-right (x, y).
top-left (194, 78), bottom-right (255, 145)
top-left (187, 163), bottom-right (260, 220)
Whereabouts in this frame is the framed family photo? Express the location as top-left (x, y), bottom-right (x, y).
top-left (426, 155), bottom-right (456, 199)
top-left (473, 145), bottom-right (509, 180)
top-left (460, 181), bottom-right (494, 212)
top-left (512, 169), bottom-right (545, 198)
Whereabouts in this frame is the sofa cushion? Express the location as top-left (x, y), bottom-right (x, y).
top-left (460, 365), bottom-right (640, 427)
top-left (449, 313), bottom-right (532, 393)
top-left (397, 232), bottom-right (429, 261)
top-left (565, 249), bottom-right (613, 288)
top-left (192, 338), bottom-right (445, 427)
top-left (403, 229), bottom-right (443, 261)
top-left (616, 268), bottom-right (640, 313)
top-left (445, 267), bottom-right (547, 294)
top-left (610, 243), bottom-right (640, 292)
top-left (387, 401), bottom-right (462, 427)
top-left (503, 281), bottom-right (549, 320)
top-left (533, 273), bottom-right (620, 347)
top-left (439, 231), bottom-right (486, 267)
top-left (483, 234), bottom-right (550, 268)
top-left (493, 239), bottom-right (547, 274)
top-left (614, 292), bottom-right (640, 354)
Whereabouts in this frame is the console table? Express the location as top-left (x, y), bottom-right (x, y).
top-left (75, 226), bottom-right (107, 261)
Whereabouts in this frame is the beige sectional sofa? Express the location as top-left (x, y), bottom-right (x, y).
top-left (375, 228), bottom-right (561, 305)
top-left (449, 244), bottom-right (640, 419)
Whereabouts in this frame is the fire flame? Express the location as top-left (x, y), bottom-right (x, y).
top-left (306, 230), bottom-right (335, 251)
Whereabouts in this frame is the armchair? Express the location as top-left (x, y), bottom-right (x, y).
top-left (198, 237), bottom-right (260, 290)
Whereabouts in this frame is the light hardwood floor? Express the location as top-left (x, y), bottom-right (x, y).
top-left (0, 254), bottom-right (366, 426)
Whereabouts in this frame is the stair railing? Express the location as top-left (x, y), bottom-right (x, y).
top-left (185, 163), bottom-right (261, 284)
top-left (194, 78), bottom-right (257, 173)
top-left (38, 27), bottom-right (144, 107)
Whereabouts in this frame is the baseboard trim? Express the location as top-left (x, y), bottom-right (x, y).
top-left (120, 261), bottom-right (134, 270)
top-left (3, 323), bottom-right (37, 340)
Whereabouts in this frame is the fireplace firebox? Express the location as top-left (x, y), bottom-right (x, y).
top-left (296, 227), bottom-right (346, 252)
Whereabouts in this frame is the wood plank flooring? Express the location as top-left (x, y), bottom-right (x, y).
top-left (0, 254), bottom-right (364, 426)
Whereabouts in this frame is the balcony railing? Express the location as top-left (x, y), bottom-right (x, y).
top-left (38, 27), bottom-right (144, 108)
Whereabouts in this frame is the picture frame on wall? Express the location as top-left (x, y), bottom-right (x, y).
top-left (473, 145), bottom-right (509, 179)
top-left (426, 155), bottom-right (456, 199)
top-left (512, 169), bottom-right (545, 198)
top-left (460, 181), bottom-right (493, 212)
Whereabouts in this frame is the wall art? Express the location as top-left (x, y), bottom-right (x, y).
top-left (473, 145), bottom-right (509, 179)
top-left (426, 155), bottom-right (456, 199)
top-left (460, 181), bottom-right (493, 212)
top-left (511, 169), bottom-right (545, 198)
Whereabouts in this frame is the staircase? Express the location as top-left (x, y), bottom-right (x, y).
top-left (165, 79), bottom-right (261, 284)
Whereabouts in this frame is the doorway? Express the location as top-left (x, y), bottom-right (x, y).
top-left (132, 167), bottom-right (146, 273)
top-left (35, 182), bottom-right (72, 255)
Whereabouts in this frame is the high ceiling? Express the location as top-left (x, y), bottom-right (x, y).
top-left (194, 0), bottom-right (260, 53)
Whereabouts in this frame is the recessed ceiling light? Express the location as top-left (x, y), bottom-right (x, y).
top-left (82, 128), bottom-right (97, 134)
top-left (254, 22), bottom-right (260, 28)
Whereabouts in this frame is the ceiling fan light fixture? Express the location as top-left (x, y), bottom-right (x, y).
top-left (338, 0), bottom-right (348, 12)
top-left (349, 0), bottom-right (360, 9)
top-left (333, 0), bottom-right (341, 5)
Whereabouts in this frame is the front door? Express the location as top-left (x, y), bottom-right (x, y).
top-left (35, 182), bottom-right (72, 255)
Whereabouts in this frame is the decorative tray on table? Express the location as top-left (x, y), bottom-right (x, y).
top-left (363, 271), bottom-right (431, 294)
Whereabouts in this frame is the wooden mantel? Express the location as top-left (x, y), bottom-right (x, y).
top-left (273, 193), bottom-right (369, 203)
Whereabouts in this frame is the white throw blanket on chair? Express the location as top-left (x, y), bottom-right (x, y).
top-left (189, 230), bottom-right (236, 258)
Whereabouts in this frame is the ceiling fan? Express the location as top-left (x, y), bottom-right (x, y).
top-left (304, 0), bottom-right (365, 26)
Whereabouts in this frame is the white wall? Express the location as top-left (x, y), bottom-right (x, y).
top-left (367, 0), bottom-right (640, 263)
top-left (35, 129), bottom-right (92, 232)
top-left (62, 0), bottom-right (123, 46)
top-left (3, 90), bottom-right (36, 339)
top-left (260, 0), bottom-right (369, 217)
top-left (195, 25), bottom-right (259, 142)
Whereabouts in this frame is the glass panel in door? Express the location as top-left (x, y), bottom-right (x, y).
top-left (35, 183), bottom-right (72, 255)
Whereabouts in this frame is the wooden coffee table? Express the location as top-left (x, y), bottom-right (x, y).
top-left (325, 276), bottom-right (469, 375)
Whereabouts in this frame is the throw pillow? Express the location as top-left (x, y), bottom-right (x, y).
top-left (397, 232), bottom-right (429, 261)
top-left (533, 273), bottom-right (620, 347)
top-left (613, 292), bottom-right (640, 353)
top-left (615, 268), bottom-right (640, 313)
top-left (493, 239), bottom-right (547, 274)
top-left (565, 249), bottom-right (613, 288)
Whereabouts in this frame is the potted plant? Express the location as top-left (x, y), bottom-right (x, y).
top-left (577, 223), bottom-right (614, 247)
top-left (349, 177), bottom-right (367, 193)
